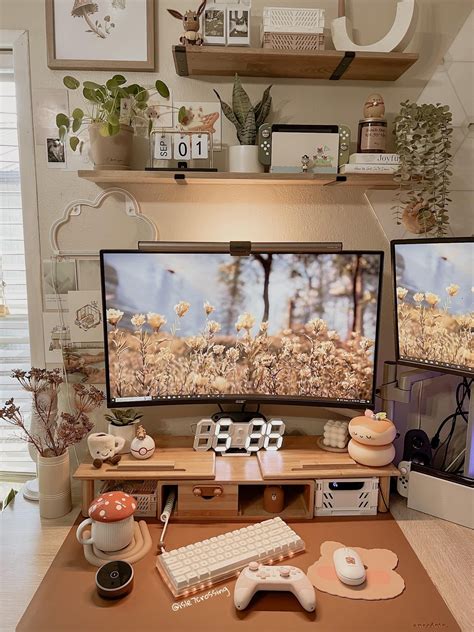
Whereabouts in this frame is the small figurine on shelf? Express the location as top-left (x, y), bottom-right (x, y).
top-left (301, 155), bottom-right (310, 173)
top-left (130, 425), bottom-right (156, 460)
top-left (167, 0), bottom-right (207, 46)
top-left (87, 432), bottom-right (125, 469)
top-left (348, 410), bottom-right (396, 467)
top-left (363, 93), bottom-right (385, 118)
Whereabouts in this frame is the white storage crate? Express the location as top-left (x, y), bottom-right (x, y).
top-left (263, 7), bottom-right (325, 34)
top-left (315, 478), bottom-right (379, 516)
top-left (101, 480), bottom-right (158, 518)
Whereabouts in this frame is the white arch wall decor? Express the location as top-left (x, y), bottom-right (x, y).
top-left (50, 187), bottom-right (158, 256)
top-left (331, 0), bottom-right (417, 53)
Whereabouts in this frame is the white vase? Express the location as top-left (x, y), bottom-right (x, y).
top-left (228, 145), bottom-right (264, 173)
top-left (108, 421), bottom-right (139, 454)
top-left (38, 451), bottom-right (72, 519)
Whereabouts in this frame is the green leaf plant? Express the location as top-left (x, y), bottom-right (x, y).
top-left (392, 100), bottom-right (453, 236)
top-left (104, 408), bottom-right (143, 427)
top-left (214, 75), bottom-right (272, 145)
top-left (56, 74), bottom-right (182, 153)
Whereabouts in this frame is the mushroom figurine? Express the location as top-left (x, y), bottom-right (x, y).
top-left (130, 425), bottom-right (156, 460)
top-left (348, 410), bottom-right (396, 467)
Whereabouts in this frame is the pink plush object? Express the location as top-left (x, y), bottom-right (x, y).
top-left (348, 409), bottom-right (396, 446)
top-left (348, 439), bottom-right (395, 467)
top-left (307, 540), bottom-right (405, 600)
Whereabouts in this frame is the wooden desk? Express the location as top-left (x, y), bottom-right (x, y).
top-left (2, 493), bottom-right (472, 631)
top-left (73, 436), bottom-right (399, 518)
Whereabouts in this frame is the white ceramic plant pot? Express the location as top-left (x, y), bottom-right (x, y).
top-left (108, 421), bottom-right (139, 454)
top-left (76, 514), bottom-right (135, 552)
top-left (228, 145), bottom-right (264, 173)
top-left (37, 451), bottom-right (72, 519)
top-left (88, 123), bottom-right (133, 170)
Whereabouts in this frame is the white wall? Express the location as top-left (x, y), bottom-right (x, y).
top-left (1, 0), bottom-right (473, 447)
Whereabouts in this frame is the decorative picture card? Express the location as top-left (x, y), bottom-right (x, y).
top-left (67, 290), bottom-right (104, 343)
top-left (43, 258), bottom-right (77, 310)
top-left (174, 101), bottom-right (222, 151)
top-left (43, 312), bottom-right (71, 363)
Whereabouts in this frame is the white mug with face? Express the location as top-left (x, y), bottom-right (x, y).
top-left (87, 432), bottom-right (125, 462)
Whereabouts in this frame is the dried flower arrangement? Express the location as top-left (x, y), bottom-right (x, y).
top-left (106, 303), bottom-right (375, 402)
top-left (214, 75), bottom-right (272, 145)
top-left (0, 369), bottom-right (105, 457)
top-left (396, 284), bottom-right (473, 368)
top-left (393, 101), bottom-right (453, 236)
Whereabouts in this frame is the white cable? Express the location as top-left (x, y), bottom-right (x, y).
top-left (445, 448), bottom-right (466, 472)
top-left (158, 489), bottom-right (176, 552)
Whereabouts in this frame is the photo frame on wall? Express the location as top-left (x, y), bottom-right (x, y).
top-left (45, 0), bottom-right (155, 71)
top-left (227, 4), bottom-right (251, 46)
top-left (203, 4), bottom-right (227, 45)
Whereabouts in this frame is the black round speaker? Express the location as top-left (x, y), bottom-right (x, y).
top-left (95, 561), bottom-right (134, 599)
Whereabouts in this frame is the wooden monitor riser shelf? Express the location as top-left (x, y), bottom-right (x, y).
top-left (74, 436), bottom-right (399, 519)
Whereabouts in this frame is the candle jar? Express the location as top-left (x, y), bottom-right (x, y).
top-left (357, 118), bottom-right (387, 153)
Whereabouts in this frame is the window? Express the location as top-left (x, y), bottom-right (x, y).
top-left (0, 50), bottom-right (34, 475)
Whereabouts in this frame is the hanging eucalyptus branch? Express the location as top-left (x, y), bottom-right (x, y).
top-left (392, 101), bottom-right (453, 236)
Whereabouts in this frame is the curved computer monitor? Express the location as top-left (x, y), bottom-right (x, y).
top-left (391, 237), bottom-right (474, 377)
top-left (100, 243), bottom-right (384, 408)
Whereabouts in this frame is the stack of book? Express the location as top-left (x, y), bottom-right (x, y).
top-left (340, 154), bottom-right (400, 174)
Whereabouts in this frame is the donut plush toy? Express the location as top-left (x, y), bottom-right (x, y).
top-left (348, 410), bottom-right (396, 467)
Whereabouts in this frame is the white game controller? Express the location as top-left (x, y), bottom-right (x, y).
top-left (234, 563), bottom-right (316, 612)
top-left (397, 460), bottom-right (411, 498)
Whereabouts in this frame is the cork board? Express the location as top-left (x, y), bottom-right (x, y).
top-left (17, 514), bottom-right (460, 632)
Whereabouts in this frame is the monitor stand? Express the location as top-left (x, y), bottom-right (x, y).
top-left (211, 410), bottom-right (267, 425)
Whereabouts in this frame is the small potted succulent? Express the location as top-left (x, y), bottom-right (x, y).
top-left (56, 74), bottom-right (174, 170)
top-left (214, 74), bottom-right (272, 173)
top-left (105, 408), bottom-right (143, 454)
top-left (393, 100), bottom-right (453, 236)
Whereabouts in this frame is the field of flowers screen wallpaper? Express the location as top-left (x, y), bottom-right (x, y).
top-left (394, 240), bottom-right (473, 375)
top-left (102, 250), bottom-right (383, 405)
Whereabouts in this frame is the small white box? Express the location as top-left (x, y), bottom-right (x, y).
top-left (263, 7), bottom-right (325, 33)
top-left (315, 478), bottom-right (379, 516)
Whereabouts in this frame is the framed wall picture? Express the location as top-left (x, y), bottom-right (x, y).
top-left (227, 6), bottom-right (250, 46)
top-left (45, 0), bottom-right (155, 71)
top-left (203, 5), bottom-right (227, 45)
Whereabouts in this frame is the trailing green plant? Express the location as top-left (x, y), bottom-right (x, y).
top-left (214, 75), bottom-right (272, 145)
top-left (104, 408), bottom-right (143, 427)
top-left (56, 74), bottom-right (185, 152)
top-left (392, 100), bottom-right (453, 236)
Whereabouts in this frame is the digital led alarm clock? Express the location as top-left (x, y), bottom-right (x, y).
top-left (193, 418), bottom-right (285, 454)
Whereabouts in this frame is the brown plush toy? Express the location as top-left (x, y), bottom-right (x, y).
top-left (167, 0), bottom-right (207, 46)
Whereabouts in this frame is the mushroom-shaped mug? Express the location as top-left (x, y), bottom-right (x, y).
top-left (76, 491), bottom-right (137, 552)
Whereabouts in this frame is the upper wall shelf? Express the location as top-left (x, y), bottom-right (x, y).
top-left (172, 45), bottom-right (418, 81)
top-left (78, 170), bottom-right (398, 188)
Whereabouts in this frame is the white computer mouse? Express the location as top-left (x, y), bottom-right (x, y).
top-left (333, 547), bottom-right (366, 586)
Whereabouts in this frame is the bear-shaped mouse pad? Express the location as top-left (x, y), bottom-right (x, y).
top-left (307, 541), bottom-right (405, 600)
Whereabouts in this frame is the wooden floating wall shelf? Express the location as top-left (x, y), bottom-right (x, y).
top-left (78, 170), bottom-right (398, 189)
top-left (172, 45), bottom-right (418, 81)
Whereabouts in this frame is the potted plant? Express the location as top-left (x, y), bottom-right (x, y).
top-left (0, 369), bottom-right (105, 518)
top-left (214, 75), bottom-right (272, 173)
top-left (105, 408), bottom-right (143, 454)
top-left (56, 74), bottom-right (173, 170)
top-left (393, 100), bottom-right (453, 236)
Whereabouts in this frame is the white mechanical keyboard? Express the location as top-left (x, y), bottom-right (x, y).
top-left (156, 517), bottom-right (305, 597)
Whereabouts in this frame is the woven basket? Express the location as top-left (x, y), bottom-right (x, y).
top-left (263, 7), bottom-right (325, 33)
top-left (263, 31), bottom-right (325, 51)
